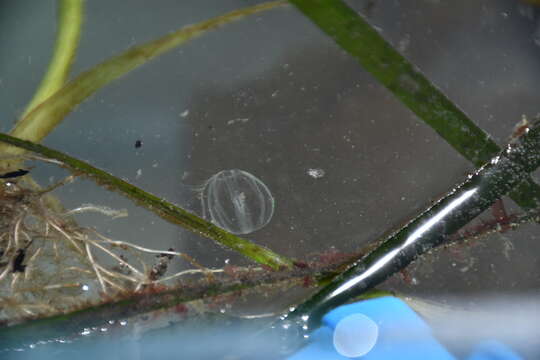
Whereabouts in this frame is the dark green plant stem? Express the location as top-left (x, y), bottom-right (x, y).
top-left (286, 119), bottom-right (540, 331)
top-left (21, 0), bottom-right (83, 119)
top-left (0, 259), bottom-right (375, 350)
top-left (1, 0), bottom-right (287, 160)
top-left (0, 133), bottom-right (293, 270)
top-left (289, 0), bottom-right (540, 211)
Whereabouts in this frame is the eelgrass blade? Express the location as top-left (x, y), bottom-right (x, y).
top-left (289, 0), bottom-right (540, 211)
top-left (285, 120), bottom-right (540, 332)
top-left (0, 133), bottom-right (293, 270)
top-left (0, 251), bottom-right (364, 351)
top-left (1, 1), bottom-right (287, 157)
top-left (20, 0), bottom-right (84, 119)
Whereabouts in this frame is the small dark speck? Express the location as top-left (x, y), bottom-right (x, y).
top-left (135, 140), bottom-right (143, 149)
top-left (208, 125), bottom-right (215, 131)
top-left (12, 249), bottom-right (26, 273)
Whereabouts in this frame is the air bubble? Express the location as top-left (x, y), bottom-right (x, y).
top-left (333, 314), bottom-right (379, 357)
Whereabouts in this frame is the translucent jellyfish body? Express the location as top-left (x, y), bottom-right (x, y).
top-left (201, 169), bottom-right (275, 235)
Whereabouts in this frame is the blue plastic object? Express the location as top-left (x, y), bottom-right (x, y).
top-left (287, 296), bottom-right (522, 360)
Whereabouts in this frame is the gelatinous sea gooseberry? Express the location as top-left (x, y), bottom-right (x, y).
top-left (201, 169), bottom-right (275, 235)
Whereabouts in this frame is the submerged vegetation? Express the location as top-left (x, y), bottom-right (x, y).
top-left (0, 0), bottom-right (539, 356)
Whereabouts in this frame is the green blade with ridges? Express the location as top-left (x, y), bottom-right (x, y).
top-left (290, 0), bottom-right (540, 210)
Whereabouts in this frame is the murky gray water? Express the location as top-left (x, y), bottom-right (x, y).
top-left (1, 0), bottom-right (539, 358)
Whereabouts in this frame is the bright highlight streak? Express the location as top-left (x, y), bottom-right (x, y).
top-left (329, 188), bottom-right (478, 299)
top-left (330, 249), bottom-right (400, 299)
top-left (404, 188), bottom-right (477, 247)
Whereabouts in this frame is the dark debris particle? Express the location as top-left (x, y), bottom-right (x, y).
top-left (158, 248), bottom-right (175, 260)
top-left (12, 249), bottom-right (26, 273)
top-left (134, 140), bottom-right (143, 149)
top-left (0, 169), bottom-right (29, 179)
top-left (149, 248), bottom-right (175, 281)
